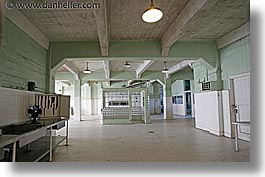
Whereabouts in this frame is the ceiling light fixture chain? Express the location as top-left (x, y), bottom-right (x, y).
top-left (84, 62), bottom-right (93, 74)
top-left (150, 0), bottom-right (154, 7)
top-left (162, 61), bottom-right (169, 73)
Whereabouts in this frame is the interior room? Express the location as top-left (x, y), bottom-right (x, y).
top-left (0, 0), bottom-right (250, 162)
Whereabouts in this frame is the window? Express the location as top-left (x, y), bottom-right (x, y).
top-left (104, 92), bottom-right (129, 107)
top-left (184, 80), bottom-right (191, 91)
top-left (172, 95), bottom-right (183, 104)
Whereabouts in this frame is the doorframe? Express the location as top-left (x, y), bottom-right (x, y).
top-left (184, 91), bottom-right (192, 116)
top-left (228, 72), bottom-right (250, 137)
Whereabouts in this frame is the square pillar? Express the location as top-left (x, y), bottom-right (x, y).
top-left (74, 80), bottom-right (81, 121)
top-left (163, 78), bottom-right (173, 120)
top-left (49, 72), bottom-right (55, 93)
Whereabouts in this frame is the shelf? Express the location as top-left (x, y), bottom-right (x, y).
top-left (15, 136), bottom-right (66, 162)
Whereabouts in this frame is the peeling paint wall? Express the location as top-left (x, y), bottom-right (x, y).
top-left (0, 18), bottom-right (48, 91)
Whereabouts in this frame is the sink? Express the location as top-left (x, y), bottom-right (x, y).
top-left (1, 124), bottom-right (44, 135)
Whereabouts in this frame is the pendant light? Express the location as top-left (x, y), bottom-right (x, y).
top-left (142, 0), bottom-right (163, 23)
top-left (83, 62), bottom-right (92, 74)
top-left (123, 61), bottom-right (131, 68)
top-left (161, 61), bottom-right (169, 73)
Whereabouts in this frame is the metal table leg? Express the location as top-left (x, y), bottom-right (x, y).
top-left (235, 124), bottom-right (239, 152)
top-left (12, 142), bottom-right (16, 162)
top-left (49, 127), bottom-right (53, 162)
top-left (66, 120), bottom-right (69, 146)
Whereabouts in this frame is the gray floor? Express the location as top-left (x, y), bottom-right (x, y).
top-left (54, 116), bottom-right (250, 162)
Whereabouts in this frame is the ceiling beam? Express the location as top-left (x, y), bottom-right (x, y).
top-left (136, 60), bottom-right (155, 79)
top-left (161, 0), bottom-right (208, 56)
top-left (103, 60), bottom-right (110, 80)
top-left (166, 60), bottom-right (195, 78)
top-left (127, 80), bottom-right (134, 86)
top-left (4, 6), bottom-right (49, 49)
top-left (61, 81), bottom-right (72, 87)
top-left (217, 22), bottom-right (250, 49)
top-left (63, 61), bottom-right (80, 80)
top-left (93, 0), bottom-right (109, 56)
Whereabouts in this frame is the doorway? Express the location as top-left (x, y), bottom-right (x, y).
top-left (185, 92), bottom-right (192, 116)
top-left (184, 80), bottom-right (192, 117)
top-left (230, 73), bottom-right (250, 141)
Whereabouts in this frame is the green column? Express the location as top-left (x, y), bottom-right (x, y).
top-left (163, 78), bottom-right (173, 119)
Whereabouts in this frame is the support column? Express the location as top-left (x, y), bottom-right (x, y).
top-left (49, 72), bottom-right (55, 93)
top-left (163, 78), bottom-right (173, 120)
top-left (74, 80), bottom-right (81, 121)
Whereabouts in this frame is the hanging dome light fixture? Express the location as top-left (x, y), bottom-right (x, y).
top-left (161, 61), bottom-right (169, 73)
top-left (83, 62), bottom-right (93, 74)
top-left (142, 0), bottom-right (163, 23)
top-left (123, 61), bottom-right (131, 68)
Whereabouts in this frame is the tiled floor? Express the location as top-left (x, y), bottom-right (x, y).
top-left (54, 116), bottom-right (250, 162)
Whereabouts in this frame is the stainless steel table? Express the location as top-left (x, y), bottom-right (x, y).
top-left (0, 135), bottom-right (20, 161)
top-left (232, 121), bottom-right (250, 152)
top-left (0, 117), bottom-right (69, 162)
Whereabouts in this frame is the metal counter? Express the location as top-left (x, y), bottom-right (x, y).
top-left (0, 117), bottom-right (69, 162)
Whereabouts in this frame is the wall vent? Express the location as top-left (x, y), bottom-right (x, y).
top-left (202, 82), bottom-right (211, 91)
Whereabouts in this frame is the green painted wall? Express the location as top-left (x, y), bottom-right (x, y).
top-left (169, 41), bottom-right (217, 66)
top-left (171, 80), bottom-right (184, 96)
top-left (0, 18), bottom-right (48, 91)
top-left (55, 72), bottom-right (75, 84)
top-left (191, 43), bottom-right (220, 93)
top-left (49, 41), bottom-right (101, 69)
top-left (171, 67), bottom-right (194, 83)
top-left (149, 82), bottom-right (162, 99)
top-left (191, 80), bottom-right (195, 93)
top-left (220, 35), bottom-right (250, 89)
top-left (171, 80), bottom-right (194, 95)
top-left (90, 81), bottom-right (101, 99)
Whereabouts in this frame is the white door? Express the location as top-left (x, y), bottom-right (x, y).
top-left (232, 74), bottom-right (250, 141)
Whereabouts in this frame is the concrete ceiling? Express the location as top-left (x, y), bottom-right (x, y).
top-left (109, 0), bottom-right (189, 40)
top-left (71, 60), bottom-right (104, 72)
top-left (57, 60), bottom-right (185, 73)
top-left (176, 0), bottom-right (250, 40)
top-left (148, 61), bottom-right (180, 71)
top-left (15, 0), bottom-right (249, 41)
top-left (110, 60), bottom-right (144, 72)
top-left (13, 0), bottom-right (249, 80)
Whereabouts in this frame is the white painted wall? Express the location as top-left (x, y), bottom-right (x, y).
top-left (163, 96), bottom-right (173, 119)
top-left (63, 85), bottom-right (74, 111)
top-left (173, 104), bottom-right (185, 115)
top-left (194, 91), bottom-right (224, 136)
top-left (0, 87), bottom-right (35, 126)
top-left (222, 90), bottom-right (232, 137)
